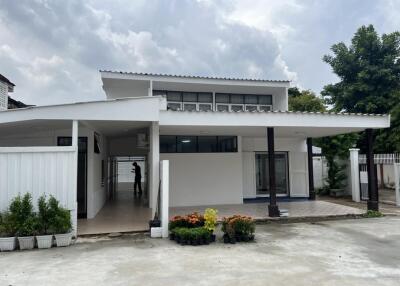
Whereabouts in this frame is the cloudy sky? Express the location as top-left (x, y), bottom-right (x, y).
top-left (0, 0), bottom-right (399, 106)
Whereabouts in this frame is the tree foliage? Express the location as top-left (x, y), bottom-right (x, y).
top-left (288, 87), bottom-right (326, 112)
top-left (322, 24), bottom-right (400, 152)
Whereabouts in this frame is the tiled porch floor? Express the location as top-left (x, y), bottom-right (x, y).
top-left (78, 191), bottom-right (151, 235)
top-left (170, 200), bottom-right (364, 220)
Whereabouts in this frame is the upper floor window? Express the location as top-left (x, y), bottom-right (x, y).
top-left (154, 89), bottom-right (272, 112)
top-left (216, 93), bottom-right (272, 112)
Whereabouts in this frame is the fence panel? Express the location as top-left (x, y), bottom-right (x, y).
top-left (0, 147), bottom-right (77, 231)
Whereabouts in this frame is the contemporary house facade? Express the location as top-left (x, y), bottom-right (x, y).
top-left (0, 71), bottom-right (390, 233)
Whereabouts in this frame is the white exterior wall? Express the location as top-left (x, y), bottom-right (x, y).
top-left (160, 152), bottom-right (243, 207)
top-left (242, 137), bottom-right (308, 198)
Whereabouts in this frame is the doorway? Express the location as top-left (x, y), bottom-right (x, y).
top-left (58, 137), bottom-right (88, 218)
top-left (255, 152), bottom-right (289, 196)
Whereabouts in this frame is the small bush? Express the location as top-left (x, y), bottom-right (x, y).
top-left (204, 208), bottom-right (218, 232)
top-left (8, 193), bottom-right (39, 236)
top-left (172, 227), bottom-right (211, 244)
top-left (48, 196), bottom-right (72, 234)
top-left (222, 215), bottom-right (255, 242)
top-left (363, 210), bottom-right (384, 218)
top-left (37, 195), bottom-right (52, 235)
top-left (0, 212), bottom-right (16, 237)
top-left (169, 212), bottom-right (205, 230)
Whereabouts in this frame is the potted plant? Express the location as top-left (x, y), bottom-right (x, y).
top-left (48, 196), bottom-right (73, 247)
top-left (204, 208), bottom-right (217, 242)
top-left (0, 212), bottom-right (17, 251)
top-left (35, 195), bottom-right (53, 249)
top-left (222, 215), bottom-right (255, 244)
top-left (8, 194), bottom-right (38, 250)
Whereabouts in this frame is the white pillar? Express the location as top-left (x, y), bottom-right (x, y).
top-left (149, 122), bottom-right (160, 218)
top-left (349, 148), bottom-right (360, 202)
top-left (160, 160), bottom-right (169, 238)
top-left (394, 163), bottom-right (400, 207)
top-left (71, 120), bottom-right (79, 237)
top-left (148, 80), bottom-right (153, 97)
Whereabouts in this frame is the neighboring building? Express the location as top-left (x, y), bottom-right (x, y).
top-left (0, 73), bottom-right (30, 110)
top-left (0, 71), bottom-right (390, 233)
top-left (0, 73), bottom-right (15, 111)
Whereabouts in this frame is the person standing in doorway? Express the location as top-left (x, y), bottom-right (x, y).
top-left (132, 162), bottom-right (142, 195)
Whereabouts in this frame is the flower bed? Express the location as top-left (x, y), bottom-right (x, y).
top-left (222, 215), bottom-right (255, 244)
top-left (169, 209), bottom-right (217, 246)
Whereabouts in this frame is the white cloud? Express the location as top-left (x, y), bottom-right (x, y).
top-left (0, 0), bottom-right (399, 105)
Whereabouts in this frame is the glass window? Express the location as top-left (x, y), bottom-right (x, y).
top-left (258, 95), bottom-right (272, 105)
top-left (230, 94), bottom-right (244, 104)
top-left (176, 136), bottom-right (197, 153)
top-left (231, 105), bottom-right (244, 112)
top-left (245, 105), bottom-right (258, 112)
top-left (199, 104), bottom-right (212, 112)
top-left (198, 92), bottom-right (213, 103)
top-left (218, 136), bottom-right (237, 152)
top-left (167, 102), bottom-right (182, 111)
top-left (183, 103), bottom-right (197, 111)
top-left (167, 91), bottom-right (182, 102)
top-left (216, 104), bottom-right (229, 112)
top-left (182, 92), bottom-right (197, 102)
top-left (160, 136), bottom-right (177, 153)
top-left (259, 105), bottom-right (272, 112)
top-left (244, 94), bottom-right (258, 104)
top-left (198, 136), bottom-right (217, 152)
top-left (153, 90), bottom-right (167, 96)
top-left (215, 93), bottom-right (230, 103)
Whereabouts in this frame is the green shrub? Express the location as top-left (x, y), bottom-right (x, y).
top-left (48, 196), bottom-right (72, 234)
top-left (37, 195), bottom-right (52, 235)
top-left (222, 215), bottom-right (255, 241)
top-left (363, 210), bottom-right (384, 218)
top-left (8, 193), bottom-right (39, 236)
top-left (172, 227), bottom-right (211, 242)
top-left (0, 212), bottom-right (16, 237)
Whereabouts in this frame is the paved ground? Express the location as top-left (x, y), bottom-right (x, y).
top-left (320, 196), bottom-right (400, 216)
top-left (2, 217), bottom-right (400, 286)
top-left (171, 200), bottom-right (364, 220)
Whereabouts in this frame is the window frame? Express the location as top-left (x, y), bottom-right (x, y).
top-left (160, 135), bottom-right (238, 153)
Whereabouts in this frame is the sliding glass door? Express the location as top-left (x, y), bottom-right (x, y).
top-left (255, 152), bottom-right (289, 196)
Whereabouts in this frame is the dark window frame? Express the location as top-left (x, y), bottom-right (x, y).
top-left (215, 93), bottom-right (272, 105)
top-left (160, 135), bottom-right (237, 153)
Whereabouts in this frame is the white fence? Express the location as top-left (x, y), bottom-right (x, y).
top-left (0, 146), bottom-right (78, 234)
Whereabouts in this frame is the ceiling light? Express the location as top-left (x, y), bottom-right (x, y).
top-left (181, 139), bottom-right (191, 143)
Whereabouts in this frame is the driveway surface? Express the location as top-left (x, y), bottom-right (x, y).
top-left (1, 217), bottom-right (400, 286)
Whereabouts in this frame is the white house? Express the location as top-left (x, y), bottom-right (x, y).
top-left (0, 71), bottom-right (390, 234)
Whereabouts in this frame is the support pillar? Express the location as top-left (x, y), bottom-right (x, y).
top-left (149, 122), bottom-right (160, 218)
top-left (349, 148), bottom-right (360, 202)
top-left (366, 128), bottom-right (379, 211)
top-left (267, 127), bottom-right (280, 217)
top-left (71, 120), bottom-right (79, 237)
top-left (394, 163), bottom-right (400, 207)
top-left (307, 138), bottom-right (315, 200)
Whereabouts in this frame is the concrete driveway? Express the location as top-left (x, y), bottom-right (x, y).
top-left (1, 217), bottom-right (400, 286)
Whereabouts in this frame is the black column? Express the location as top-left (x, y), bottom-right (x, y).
top-left (267, 127), bottom-right (280, 217)
top-left (366, 128), bottom-right (379, 211)
top-left (307, 138), bottom-right (316, 200)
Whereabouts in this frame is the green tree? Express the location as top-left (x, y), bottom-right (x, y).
top-left (288, 87), bottom-right (326, 112)
top-left (322, 24), bottom-right (400, 152)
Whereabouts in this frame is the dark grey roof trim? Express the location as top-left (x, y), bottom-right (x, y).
top-left (0, 73), bottom-right (15, 86)
top-left (100, 70), bottom-right (290, 83)
top-left (164, 109), bottom-right (388, 117)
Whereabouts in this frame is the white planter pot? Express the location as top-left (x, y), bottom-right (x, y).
top-left (36, 235), bottom-right (53, 249)
top-left (0, 237), bottom-right (16, 251)
top-left (55, 233), bottom-right (72, 247)
top-left (18, 236), bottom-right (35, 250)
